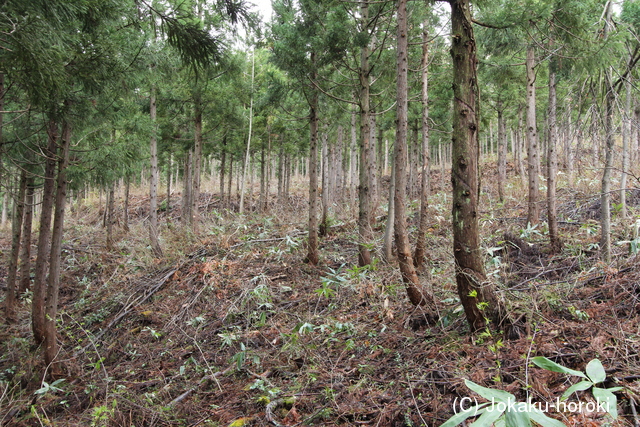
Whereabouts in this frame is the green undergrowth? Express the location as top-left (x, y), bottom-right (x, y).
top-left (2, 175), bottom-right (640, 426)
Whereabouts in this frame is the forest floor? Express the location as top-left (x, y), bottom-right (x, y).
top-left (2, 165), bottom-right (640, 427)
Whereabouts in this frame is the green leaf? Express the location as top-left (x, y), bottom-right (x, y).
top-left (504, 407), bottom-right (531, 427)
top-left (440, 403), bottom-right (489, 427)
top-left (469, 406), bottom-right (504, 426)
top-left (561, 380), bottom-right (593, 401)
top-left (585, 359), bottom-right (606, 384)
top-left (528, 408), bottom-right (567, 427)
top-left (593, 387), bottom-right (618, 419)
top-left (465, 379), bottom-right (515, 403)
top-left (531, 357), bottom-right (587, 378)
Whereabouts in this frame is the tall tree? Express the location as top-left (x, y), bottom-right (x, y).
top-left (394, 0), bottom-right (435, 308)
top-left (449, 0), bottom-right (504, 331)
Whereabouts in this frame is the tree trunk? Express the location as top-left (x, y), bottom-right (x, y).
top-left (260, 141), bottom-right (266, 212)
top-left (220, 135), bottom-right (226, 207)
top-left (394, 0), bottom-right (434, 308)
top-left (358, 0), bottom-right (373, 266)
top-left (450, 0), bottom-right (504, 332)
top-left (149, 87), bottom-right (163, 257)
top-left (192, 94), bottom-right (203, 230)
top-left (277, 144), bottom-right (284, 204)
top-left (547, 70), bottom-right (561, 252)
top-left (19, 176), bottom-right (35, 294)
top-left (4, 169), bottom-right (26, 323)
top-left (166, 153), bottom-right (172, 216)
top-left (306, 54), bottom-right (320, 265)
top-left (227, 156), bottom-right (233, 208)
top-left (183, 151), bottom-right (192, 222)
top-left (621, 77), bottom-right (631, 219)
top-left (240, 54), bottom-right (255, 215)
top-left (320, 128), bottom-right (329, 236)
top-left (497, 106), bottom-right (507, 202)
top-left (44, 116), bottom-right (72, 377)
top-left (526, 45), bottom-right (540, 225)
top-left (601, 89), bottom-right (615, 263)
top-left (383, 151), bottom-right (395, 263)
top-left (369, 113), bottom-right (378, 219)
top-left (414, 20), bottom-right (431, 270)
top-left (32, 119), bottom-right (58, 344)
top-left (106, 182), bottom-right (115, 251)
top-left (349, 104), bottom-right (358, 208)
top-left (123, 175), bottom-right (130, 232)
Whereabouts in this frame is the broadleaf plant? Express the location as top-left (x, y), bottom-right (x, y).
top-left (532, 357), bottom-right (623, 419)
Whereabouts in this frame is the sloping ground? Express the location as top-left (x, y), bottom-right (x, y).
top-left (2, 181), bottom-right (640, 427)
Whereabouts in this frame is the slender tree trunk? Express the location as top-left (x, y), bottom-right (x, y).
top-left (394, 0), bottom-right (434, 308)
top-left (277, 144), bottom-right (284, 204)
top-left (526, 45), bottom-right (540, 225)
top-left (320, 128), bottom-right (329, 236)
top-left (369, 113), bottom-right (379, 218)
top-left (306, 54), bottom-right (320, 265)
top-left (383, 151), bottom-right (395, 263)
top-left (349, 105), bottom-right (358, 208)
top-left (547, 70), bottom-right (561, 252)
top-left (192, 94), bottom-right (203, 230)
top-left (44, 117), bottom-right (72, 377)
top-left (220, 135), bottom-right (226, 207)
top-left (149, 87), bottom-right (163, 257)
top-left (1, 191), bottom-right (7, 226)
top-left (166, 153), bottom-right (172, 216)
top-left (4, 169), bottom-right (26, 323)
top-left (183, 151), bottom-right (192, 221)
top-left (260, 142), bottom-right (266, 212)
top-left (240, 53), bottom-right (255, 215)
top-left (123, 176), bottom-right (130, 232)
top-left (106, 182), bottom-right (115, 251)
top-left (227, 157), bottom-right (233, 208)
top-left (497, 107), bottom-right (507, 202)
top-left (32, 119), bottom-right (58, 344)
top-left (358, 0), bottom-right (373, 266)
top-left (414, 20), bottom-right (431, 269)
top-left (19, 176), bottom-right (35, 294)
top-left (621, 77), bottom-right (631, 219)
top-left (601, 89), bottom-right (615, 263)
top-left (450, 0), bottom-right (504, 331)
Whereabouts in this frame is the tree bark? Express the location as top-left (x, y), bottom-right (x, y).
top-left (43, 116), bottom-right (71, 377)
top-left (220, 135), bottom-right (227, 208)
top-left (349, 104), bottom-right (358, 208)
top-left (240, 54), bottom-right (255, 215)
top-left (306, 53), bottom-right (320, 265)
top-left (414, 20), bottom-right (431, 270)
top-left (166, 153), bottom-right (172, 216)
top-left (601, 89), bottom-right (615, 263)
top-left (621, 77), bottom-right (631, 219)
top-left (358, 0), bottom-right (373, 266)
top-left (32, 119), bottom-right (58, 344)
top-left (19, 175), bottom-right (35, 294)
top-left (383, 151), bottom-right (395, 263)
top-left (123, 175), bottom-right (130, 232)
top-left (547, 69), bottom-right (561, 252)
top-left (182, 151), bottom-right (192, 221)
top-left (497, 106), bottom-right (507, 202)
top-left (394, 0), bottom-right (434, 308)
top-left (149, 87), bottom-right (163, 257)
top-left (320, 127), bottom-right (329, 236)
top-left (450, 0), bottom-right (504, 331)
top-left (4, 169), bottom-right (26, 323)
top-left (526, 45), bottom-right (540, 225)
top-left (192, 93), bottom-right (203, 229)
top-left (106, 182), bottom-right (115, 251)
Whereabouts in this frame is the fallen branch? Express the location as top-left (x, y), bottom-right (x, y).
top-left (167, 364), bottom-right (234, 407)
top-left (73, 267), bottom-right (177, 357)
